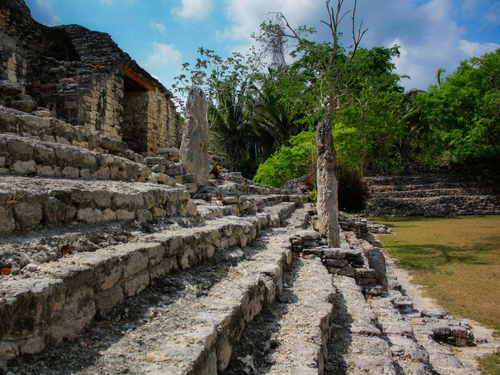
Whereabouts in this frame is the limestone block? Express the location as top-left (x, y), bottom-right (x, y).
top-left (122, 273), bottom-right (150, 297)
top-left (0, 79), bottom-right (23, 96)
top-left (80, 168), bottom-right (97, 180)
top-left (367, 248), bottom-right (388, 290)
top-left (0, 341), bottom-right (19, 361)
top-left (116, 209), bottom-right (135, 221)
top-left (52, 287), bottom-right (96, 341)
top-left (0, 206), bottom-right (15, 232)
top-left (186, 200), bottom-right (198, 217)
top-left (179, 248), bottom-right (196, 269)
top-left (152, 207), bottom-right (166, 218)
top-left (167, 163), bottom-right (183, 176)
top-left (180, 87), bottom-right (209, 187)
top-left (36, 165), bottom-right (61, 178)
top-left (100, 136), bottom-right (128, 153)
top-left (137, 209), bottom-right (152, 223)
top-left (153, 172), bottom-right (176, 186)
top-left (76, 208), bottom-right (97, 224)
top-left (102, 208), bottom-right (116, 221)
top-left (42, 135), bottom-right (55, 143)
top-left (134, 153), bottom-right (145, 164)
top-left (95, 285), bottom-right (124, 315)
top-left (124, 149), bottom-right (136, 160)
top-left (13, 201), bottom-right (42, 228)
top-left (151, 164), bottom-right (166, 173)
top-left (56, 136), bottom-right (71, 146)
top-left (150, 257), bottom-right (177, 280)
top-left (119, 244), bottom-right (151, 279)
top-left (44, 197), bottom-right (76, 223)
top-left (169, 148), bottom-right (180, 157)
top-left (62, 167), bottom-right (79, 179)
top-left (97, 166), bottom-right (110, 180)
top-left (216, 333), bottom-right (232, 371)
top-left (11, 160), bottom-right (36, 175)
top-left (92, 190), bottom-right (112, 208)
top-left (145, 157), bottom-right (168, 165)
top-left (18, 335), bottom-right (45, 356)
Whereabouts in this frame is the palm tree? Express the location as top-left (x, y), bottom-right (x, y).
top-left (436, 68), bottom-right (446, 89)
top-left (250, 72), bottom-right (298, 162)
top-left (392, 88), bottom-right (427, 164)
top-left (209, 83), bottom-right (253, 172)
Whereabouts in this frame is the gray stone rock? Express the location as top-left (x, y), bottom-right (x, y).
top-left (180, 87), bottom-right (209, 187)
top-left (0, 80), bottom-right (24, 96)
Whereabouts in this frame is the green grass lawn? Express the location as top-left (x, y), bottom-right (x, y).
top-left (372, 215), bottom-right (500, 373)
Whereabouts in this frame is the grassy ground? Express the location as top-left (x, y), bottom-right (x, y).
top-left (372, 215), bottom-right (500, 374)
top-left (371, 216), bottom-right (500, 331)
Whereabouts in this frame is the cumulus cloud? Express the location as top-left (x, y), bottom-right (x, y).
top-left (151, 22), bottom-right (167, 33)
top-left (325, 0), bottom-right (472, 90)
top-left (143, 43), bottom-right (183, 70)
top-left (218, 0), bottom-right (321, 42)
top-left (172, 0), bottom-right (214, 20)
top-left (460, 40), bottom-right (500, 56)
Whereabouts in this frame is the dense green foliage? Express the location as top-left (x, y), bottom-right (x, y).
top-left (253, 131), bottom-right (316, 188)
top-left (415, 49), bottom-right (500, 167)
top-left (254, 130), bottom-right (369, 212)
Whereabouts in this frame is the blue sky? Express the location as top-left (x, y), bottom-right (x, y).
top-left (25, 0), bottom-right (500, 92)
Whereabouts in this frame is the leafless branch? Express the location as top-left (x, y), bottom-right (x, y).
top-left (351, 0), bottom-right (368, 59)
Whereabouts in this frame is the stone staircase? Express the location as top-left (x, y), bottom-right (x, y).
top-left (0, 105), bottom-right (489, 374)
top-left (365, 172), bottom-right (500, 217)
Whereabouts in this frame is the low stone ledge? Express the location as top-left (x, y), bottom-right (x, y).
top-left (0, 176), bottom-right (192, 233)
top-left (0, 133), bottom-right (152, 183)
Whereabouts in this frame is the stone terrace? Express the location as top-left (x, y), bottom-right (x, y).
top-left (366, 170), bottom-right (500, 217)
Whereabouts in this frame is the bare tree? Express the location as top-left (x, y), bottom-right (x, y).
top-left (272, 0), bottom-right (367, 246)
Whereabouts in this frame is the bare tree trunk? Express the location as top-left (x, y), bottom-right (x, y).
top-left (316, 117), bottom-right (340, 247)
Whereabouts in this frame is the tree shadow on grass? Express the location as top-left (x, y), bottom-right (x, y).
top-left (389, 243), bottom-right (494, 272)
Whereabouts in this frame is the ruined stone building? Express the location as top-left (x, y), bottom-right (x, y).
top-left (0, 0), bottom-right (181, 156)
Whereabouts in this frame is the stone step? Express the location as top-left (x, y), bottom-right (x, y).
top-left (0, 175), bottom-right (194, 233)
top-left (372, 187), bottom-right (497, 198)
top-left (327, 275), bottom-right (397, 374)
top-left (195, 194), bottom-right (306, 221)
top-left (0, 201), bottom-right (299, 361)
top-left (2, 202), bottom-right (308, 374)
top-left (366, 195), bottom-right (500, 217)
top-left (257, 256), bottom-right (335, 375)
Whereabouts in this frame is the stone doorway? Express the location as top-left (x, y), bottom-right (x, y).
top-left (122, 68), bottom-right (155, 155)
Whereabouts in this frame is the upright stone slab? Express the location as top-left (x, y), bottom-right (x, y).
top-left (180, 87), bottom-right (209, 187)
top-left (316, 117), bottom-right (340, 247)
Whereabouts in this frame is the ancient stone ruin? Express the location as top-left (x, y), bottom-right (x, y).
top-left (0, 0), bottom-right (181, 157)
top-left (0, 1), bottom-right (493, 374)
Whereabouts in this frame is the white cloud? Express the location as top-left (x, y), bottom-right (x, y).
top-left (172, 0), bottom-right (214, 20)
top-left (337, 0), bottom-right (474, 90)
top-left (218, 0), bottom-right (321, 42)
top-left (460, 40), bottom-right (500, 57)
top-left (151, 22), bottom-right (167, 33)
top-left (143, 43), bottom-right (183, 70)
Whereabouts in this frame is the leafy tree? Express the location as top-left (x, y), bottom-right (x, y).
top-left (416, 49), bottom-right (500, 167)
top-left (253, 130), bottom-right (317, 188)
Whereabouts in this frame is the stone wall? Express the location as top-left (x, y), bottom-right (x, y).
top-left (0, 31), bottom-right (26, 84)
top-left (123, 89), bottom-right (181, 155)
